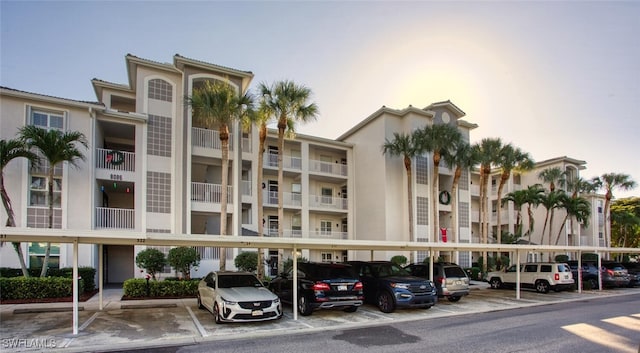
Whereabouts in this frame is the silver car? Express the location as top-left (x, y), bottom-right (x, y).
top-left (197, 271), bottom-right (282, 323)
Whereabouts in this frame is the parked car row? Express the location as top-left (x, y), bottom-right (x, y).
top-left (567, 260), bottom-right (636, 289)
top-left (197, 261), bottom-right (472, 323)
top-left (486, 262), bottom-right (575, 293)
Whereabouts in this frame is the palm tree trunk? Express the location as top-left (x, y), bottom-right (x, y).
top-left (479, 167), bottom-right (489, 272)
top-left (496, 173), bottom-right (508, 244)
top-left (256, 123), bottom-right (266, 279)
top-left (554, 215), bottom-right (569, 246)
top-left (1, 175), bottom-right (29, 277)
top-left (451, 167), bottom-right (462, 245)
top-left (405, 158), bottom-right (414, 264)
top-left (603, 195), bottom-right (611, 247)
top-left (219, 129), bottom-right (229, 271)
top-left (540, 210), bottom-right (549, 247)
top-left (40, 167), bottom-right (55, 277)
top-left (432, 161), bottom-right (440, 245)
top-left (277, 118), bottom-right (286, 273)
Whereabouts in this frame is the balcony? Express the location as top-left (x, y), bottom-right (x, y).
top-left (96, 148), bottom-right (135, 172)
top-left (309, 159), bottom-right (347, 177)
top-left (309, 195), bottom-right (348, 211)
top-left (263, 153), bottom-right (302, 171)
top-left (191, 182), bottom-right (232, 203)
top-left (262, 191), bottom-right (302, 207)
top-left (264, 229), bottom-right (348, 240)
top-left (95, 207), bottom-right (134, 230)
top-left (191, 127), bottom-right (252, 153)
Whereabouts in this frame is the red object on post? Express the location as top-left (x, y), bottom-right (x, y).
top-left (440, 228), bottom-right (448, 242)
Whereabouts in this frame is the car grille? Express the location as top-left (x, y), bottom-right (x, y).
top-left (409, 282), bottom-right (433, 294)
top-left (238, 300), bottom-right (273, 310)
top-left (234, 311), bottom-right (278, 320)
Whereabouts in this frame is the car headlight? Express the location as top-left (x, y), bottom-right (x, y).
top-left (221, 297), bottom-right (237, 305)
top-left (391, 282), bottom-right (410, 289)
top-left (273, 297), bottom-right (280, 304)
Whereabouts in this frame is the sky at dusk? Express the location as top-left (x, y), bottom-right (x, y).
top-left (1, 1), bottom-right (638, 197)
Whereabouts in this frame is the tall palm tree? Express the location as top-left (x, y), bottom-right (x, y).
top-left (442, 141), bottom-right (477, 247)
top-left (416, 124), bottom-right (462, 247)
top-left (253, 95), bottom-right (275, 280)
top-left (539, 190), bottom-right (565, 248)
top-left (382, 132), bottom-right (421, 262)
top-left (501, 189), bottom-right (528, 238)
top-left (472, 138), bottom-right (502, 271)
top-left (258, 80), bottom-right (318, 271)
top-left (19, 125), bottom-right (88, 277)
top-left (538, 167), bottom-right (566, 193)
top-left (1, 138), bottom-right (39, 276)
top-left (538, 167), bottom-right (566, 256)
top-left (554, 195), bottom-right (590, 246)
top-left (494, 144), bottom-right (534, 243)
top-left (186, 79), bottom-right (254, 271)
top-left (592, 173), bottom-right (637, 248)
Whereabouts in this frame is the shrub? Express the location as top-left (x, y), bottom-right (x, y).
top-left (235, 252), bottom-right (258, 272)
top-left (555, 254), bottom-right (569, 263)
top-left (390, 255), bottom-right (408, 266)
top-left (282, 257), bottom-right (308, 274)
top-left (0, 277), bottom-right (84, 300)
top-left (135, 248), bottom-right (166, 280)
top-left (122, 278), bottom-right (198, 298)
top-left (465, 267), bottom-right (483, 281)
top-left (0, 267), bottom-right (95, 292)
top-left (167, 247), bottom-right (200, 280)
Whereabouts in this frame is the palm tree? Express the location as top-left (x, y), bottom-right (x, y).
top-left (472, 138), bottom-right (502, 271)
top-left (442, 142), bottom-right (477, 247)
top-left (592, 173), bottom-right (637, 249)
top-left (554, 195), bottom-right (591, 246)
top-left (494, 144), bottom-right (534, 243)
top-left (186, 79), bottom-right (254, 271)
top-left (416, 124), bottom-right (462, 247)
top-left (538, 167), bottom-right (566, 193)
top-left (382, 132), bottom-right (421, 262)
top-left (253, 95), bottom-right (275, 279)
top-left (1, 138), bottom-right (39, 276)
top-left (501, 189), bottom-right (529, 238)
top-left (19, 125), bottom-right (88, 277)
top-left (539, 190), bottom-right (565, 249)
top-left (522, 184), bottom-right (545, 242)
top-left (538, 167), bottom-right (566, 256)
top-left (258, 80), bottom-right (318, 271)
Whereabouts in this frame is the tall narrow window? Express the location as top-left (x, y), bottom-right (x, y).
top-left (320, 220), bottom-right (332, 235)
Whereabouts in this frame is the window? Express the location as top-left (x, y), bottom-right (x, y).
top-left (416, 156), bottom-right (428, 184)
top-left (28, 242), bottom-right (60, 270)
top-left (148, 79), bottom-right (173, 102)
top-left (321, 252), bottom-right (332, 263)
top-left (417, 197), bottom-right (428, 225)
top-left (321, 187), bottom-right (333, 204)
top-left (29, 175), bottom-right (61, 207)
top-left (291, 215), bottom-right (301, 237)
top-left (524, 264), bottom-right (538, 272)
top-left (31, 109), bottom-right (64, 131)
top-left (292, 183), bottom-right (301, 203)
top-left (320, 220), bottom-right (332, 235)
top-left (540, 265), bottom-right (552, 273)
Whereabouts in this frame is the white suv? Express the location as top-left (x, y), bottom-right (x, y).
top-left (486, 262), bottom-right (574, 293)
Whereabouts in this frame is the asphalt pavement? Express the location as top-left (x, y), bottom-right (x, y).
top-left (1, 281), bottom-right (638, 353)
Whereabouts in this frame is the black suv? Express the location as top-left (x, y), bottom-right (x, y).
top-left (404, 262), bottom-right (470, 302)
top-left (268, 262), bottom-right (363, 316)
top-left (346, 261), bottom-right (437, 313)
top-left (567, 260), bottom-right (630, 288)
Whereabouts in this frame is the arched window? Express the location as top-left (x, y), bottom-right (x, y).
top-left (148, 79), bottom-right (172, 102)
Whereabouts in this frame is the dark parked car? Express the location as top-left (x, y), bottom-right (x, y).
top-left (404, 262), bottom-right (470, 302)
top-left (622, 262), bottom-right (640, 287)
top-left (346, 261), bottom-right (437, 313)
top-left (567, 260), bottom-right (630, 289)
top-left (268, 262), bottom-right (364, 316)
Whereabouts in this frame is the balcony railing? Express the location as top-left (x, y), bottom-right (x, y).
top-left (309, 160), bottom-right (347, 177)
top-left (95, 207), bottom-right (134, 229)
top-left (264, 229), bottom-right (347, 239)
top-left (96, 148), bottom-right (135, 172)
top-left (191, 127), bottom-right (252, 153)
top-left (263, 153), bottom-right (302, 170)
top-left (309, 195), bottom-right (348, 210)
top-left (262, 191), bottom-right (302, 207)
top-left (191, 182), bottom-right (232, 203)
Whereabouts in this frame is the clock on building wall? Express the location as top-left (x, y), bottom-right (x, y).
top-left (441, 112), bottom-right (450, 124)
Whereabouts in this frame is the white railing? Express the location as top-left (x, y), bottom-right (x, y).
top-left (192, 127), bottom-right (235, 150)
top-left (309, 230), bottom-right (348, 239)
top-left (309, 195), bottom-right (348, 210)
top-left (191, 182), bottom-right (232, 203)
top-left (96, 148), bottom-right (135, 172)
top-left (263, 154), bottom-right (302, 170)
top-left (262, 191), bottom-right (302, 207)
top-left (95, 207), bottom-right (134, 229)
top-left (309, 159), bottom-right (347, 176)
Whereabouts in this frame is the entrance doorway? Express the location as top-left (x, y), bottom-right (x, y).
top-left (104, 245), bottom-right (134, 284)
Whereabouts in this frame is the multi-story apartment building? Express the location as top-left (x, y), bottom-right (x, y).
top-left (0, 53), bottom-right (610, 283)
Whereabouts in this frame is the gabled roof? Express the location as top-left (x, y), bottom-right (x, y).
top-left (125, 54), bottom-right (182, 91)
top-left (91, 78), bottom-right (134, 102)
top-left (535, 156), bottom-right (587, 170)
top-left (173, 54), bottom-right (254, 92)
top-left (0, 86), bottom-right (103, 108)
top-left (336, 105), bottom-right (435, 141)
top-left (424, 100), bottom-right (466, 118)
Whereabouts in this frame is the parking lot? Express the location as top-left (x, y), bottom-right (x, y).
top-left (1, 283), bottom-right (638, 353)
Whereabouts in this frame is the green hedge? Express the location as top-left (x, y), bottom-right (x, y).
top-left (0, 277), bottom-right (84, 300)
top-left (0, 267), bottom-right (96, 292)
top-left (123, 278), bottom-right (199, 298)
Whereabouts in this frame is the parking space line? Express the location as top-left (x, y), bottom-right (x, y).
top-left (79, 312), bottom-right (100, 331)
top-left (432, 306), bottom-right (456, 314)
top-left (186, 306), bottom-right (209, 337)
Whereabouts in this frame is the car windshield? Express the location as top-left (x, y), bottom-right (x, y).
top-left (307, 265), bottom-right (355, 279)
top-left (373, 263), bottom-right (410, 278)
top-left (444, 266), bottom-right (467, 278)
top-left (218, 274), bottom-right (263, 288)
top-left (557, 264), bottom-right (570, 272)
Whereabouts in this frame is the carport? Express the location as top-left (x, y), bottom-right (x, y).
top-left (1, 227), bottom-right (638, 335)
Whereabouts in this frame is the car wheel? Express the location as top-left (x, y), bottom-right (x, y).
top-left (586, 278), bottom-right (598, 290)
top-left (197, 294), bottom-right (205, 309)
top-left (447, 296), bottom-right (461, 302)
top-left (490, 278), bottom-right (502, 289)
top-left (422, 305), bottom-right (432, 309)
top-left (377, 291), bottom-right (395, 313)
top-left (535, 280), bottom-right (550, 294)
top-left (297, 295), bottom-right (312, 316)
top-left (343, 306), bottom-right (358, 313)
top-left (213, 303), bottom-right (223, 324)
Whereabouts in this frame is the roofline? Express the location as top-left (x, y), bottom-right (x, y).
top-left (0, 86), bottom-right (103, 109)
top-left (336, 105), bottom-right (435, 141)
top-left (535, 156), bottom-right (587, 170)
top-left (458, 119), bottom-right (478, 130)
top-left (424, 100), bottom-right (466, 118)
top-left (267, 127), bottom-right (353, 148)
top-left (173, 54), bottom-right (254, 92)
top-left (91, 78), bottom-right (134, 102)
top-left (125, 54), bottom-right (182, 90)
